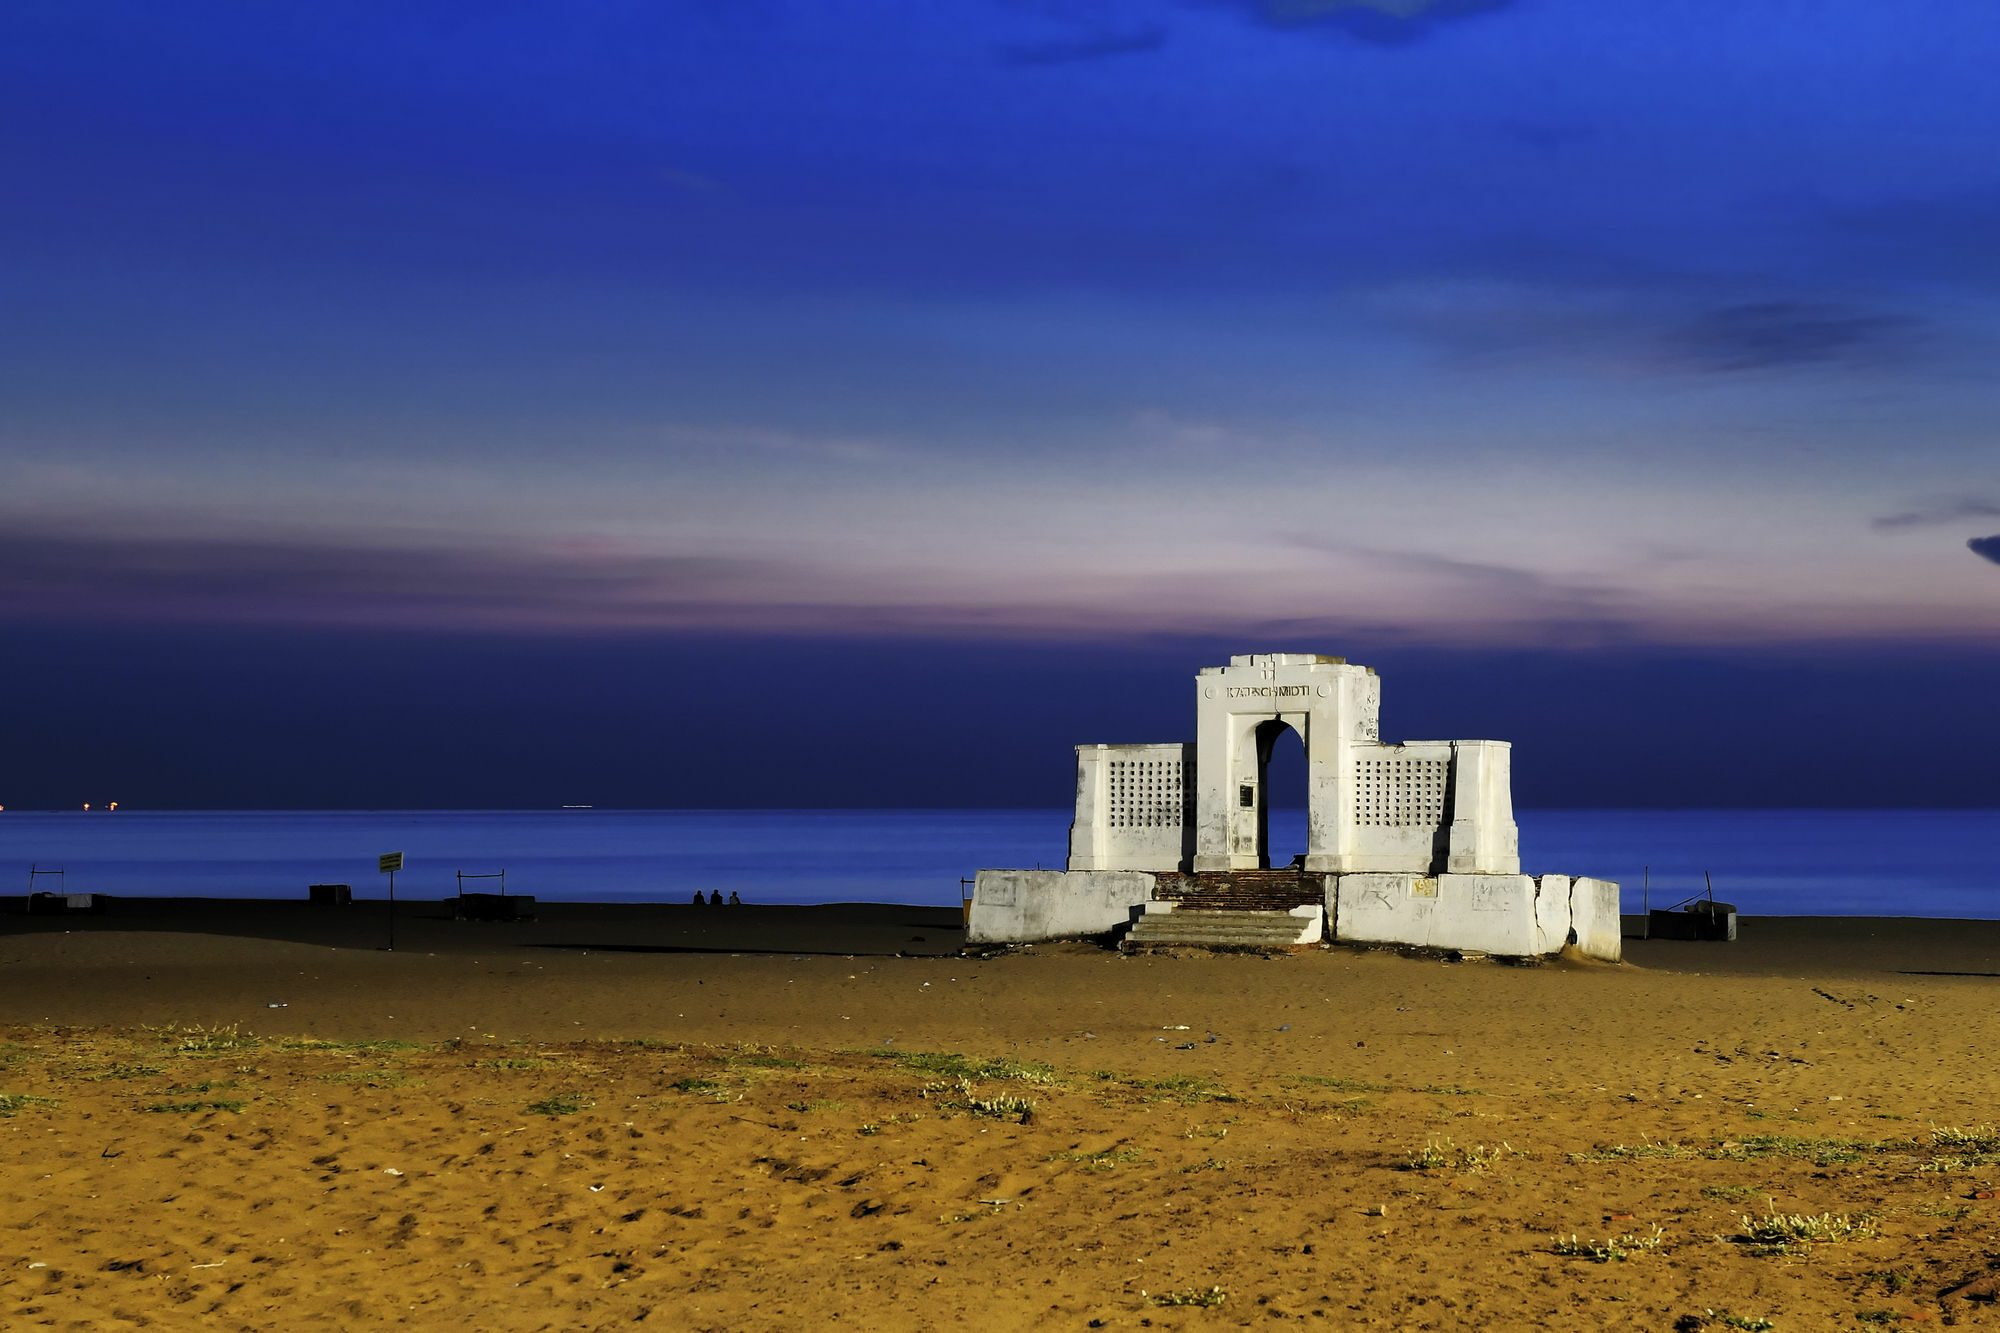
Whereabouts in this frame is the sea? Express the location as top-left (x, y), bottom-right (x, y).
top-left (2, 808), bottom-right (1996, 918)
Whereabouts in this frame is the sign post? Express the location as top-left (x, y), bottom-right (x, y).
top-left (378, 851), bottom-right (404, 951)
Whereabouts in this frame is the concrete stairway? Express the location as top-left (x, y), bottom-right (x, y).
top-left (1120, 908), bottom-right (1317, 952)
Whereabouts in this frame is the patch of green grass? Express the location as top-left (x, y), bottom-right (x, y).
top-left (1419, 1085), bottom-right (1486, 1097)
top-left (1701, 1185), bottom-right (1767, 1202)
top-left (0, 1093), bottom-right (60, 1116)
top-left (670, 1076), bottom-right (727, 1095)
top-left (525, 1092), bottom-right (594, 1116)
top-left (1856, 1311), bottom-right (1900, 1325)
top-left (1128, 1074), bottom-right (1236, 1105)
top-left (1710, 1135), bottom-right (1878, 1167)
top-left (1047, 1146), bottom-right (1147, 1171)
top-left (1862, 1270), bottom-right (1914, 1295)
top-left (278, 1038), bottom-right (426, 1053)
top-left (162, 1079), bottom-right (239, 1095)
top-left (1146, 1287), bottom-right (1226, 1308)
top-left (878, 1050), bottom-right (1056, 1084)
top-left (1179, 1157), bottom-right (1231, 1174)
top-left (1293, 1074), bottom-right (1389, 1094)
top-left (1930, 1124), bottom-right (2000, 1152)
top-left (1703, 1313), bottom-right (1775, 1332)
top-left (86, 1063), bottom-right (165, 1081)
top-left (1570, 1140), bottom-right (1695, 1164)
top-left (317, 1069), bottom-right (419, 1088)
top-left (784, 1098), bottom-right (845, 1115)
top-left (477, 1057), bottom-right (553, 1071)
top-left (145, 1098), bottom-right (246, 1114)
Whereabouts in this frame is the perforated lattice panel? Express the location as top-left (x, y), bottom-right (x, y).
top-left (1354, 757), bottom-right (1449, 827)
top-left (1108, 758), bottom-right (1190, 829)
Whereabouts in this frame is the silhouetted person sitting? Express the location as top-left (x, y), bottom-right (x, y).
top-left (691, 890), bottom-right (706, 906)
top-left (728, 891), bottom-right (742, 906)
top-left (708, 890), bottom-right (723, 906)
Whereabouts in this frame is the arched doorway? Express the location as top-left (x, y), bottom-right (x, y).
top-left (1254, 719), bottom-right (1308, 870)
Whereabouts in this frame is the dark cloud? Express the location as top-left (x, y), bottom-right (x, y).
top-left (1972, 536), bottom-right (2000, 566)
top-left (1667, 301), bottom-right (1916, 373)
top-left (997, 26), bottom-right (1167, 64)
top-left (0, 530), bottom-right (816, 631)
top-left (1206, 0), bottom-right (1519, 45)
top-left (1873, 499), bottom-right (2000, 531)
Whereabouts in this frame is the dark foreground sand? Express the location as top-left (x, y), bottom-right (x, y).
top-left (5, 900), bottom-right (2000, 1330)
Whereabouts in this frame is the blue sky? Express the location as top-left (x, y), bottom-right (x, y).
top-left (2, 1), bottom-right (1997, 806)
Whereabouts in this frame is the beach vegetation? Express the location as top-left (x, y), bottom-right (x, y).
top-left (857, 1123), bottom-right (881, 1136)
top-left (1710, 1135), bottom-right (1875, 1167)
top-left (966, 1094), bottom-right (1036, 1123)
top-left (526, 1092), bottom-right (594, 1116)
top-left (1127, 1074), bottom-right (1235, 1105)
top-left (1179, 1157), bottom-right (1231, 1173)
top-left (1420, 1084), bottom-right (1486, 1096)
top-left (784, 1098), bottom-right (844, 1114)
top-left (1046, 1146), bottom-right (1146, 1171)
top-left (1405, 1137), bottom-right (1521, 1173)
top-left (1732, 1210), bottom-right (1872, 1252)
top-left (878, 1050), bottom-right (1056, 1084)
top-left (1550, 1226), bottom-right (1665, 1262)
top-left (145, 1098), bottom-right (246, 1114)
top-left (1700, 1185), bottom-right (1767, 1202)
top-left (1698, 1314), bottom-right (1776, 1332)
top-left (1930, 1124), bottom-right (2000, 1152)
top-left (1145, 1286), bottom-right (1227, 1308)
top-left (479, 1057), bottom-right (554, 1070)
top-left (669, 1076), bottom-right (727, 1096)
top-left (1862, 1270), bottom-right (1915, 1293)
top-left (156, 1024), bottom-right (259, 1055)
top-left (162, 1079), bottom-right (239, 1095)
top-left (1569, 1140), bottom-right (1694, 1163)
top-left (1292, 1074), bottom-right (1389, 1094)
top-left (278, 1038), bottom-right (426, 1053)
top-left (86, 1063), bottom-right (165, 1081)
top-left (0, 1093), bottom-right (60, 1116)
top-left (318, 1068), bottom-right (419, 1088)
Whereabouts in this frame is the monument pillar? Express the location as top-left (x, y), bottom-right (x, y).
top-left (1190, 654), bottom-right (1379, 873)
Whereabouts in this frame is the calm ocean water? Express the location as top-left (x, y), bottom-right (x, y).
top-left (2, 808), bottom-right (1996, 918)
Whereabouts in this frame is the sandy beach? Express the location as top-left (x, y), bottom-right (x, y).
top-left (6, 900), bottom-right (2000, 1329)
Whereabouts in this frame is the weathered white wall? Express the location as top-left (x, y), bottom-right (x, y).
top-left (1568, 876), bottom-right (1622, 961)
top-left (1329, 872), bottom-right (1620, 959)
top-left (967, 869), bottom-right (1155, 944)
top-left (1068, 743), bottom-right (1191, 872)
top-left (1332, 873), bottom-right (1559, 957)
top-left (1344, 740), bottom-right (1454, 872)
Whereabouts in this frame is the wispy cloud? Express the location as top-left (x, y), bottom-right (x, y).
top-left (1665, 301), bottom-right (1917, 374)
top-left (1206, 0), bottom-right (1519, 45)
top-left (1873, 498), bottom-right (2000, 530)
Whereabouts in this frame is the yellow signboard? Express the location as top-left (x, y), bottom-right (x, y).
top-left (378, 851), bottom-right (404, 874)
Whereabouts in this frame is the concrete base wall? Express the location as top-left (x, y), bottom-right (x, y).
top-left (1329, 872), bottom-right (1621, 961)
top-left (1568, 876), bottom-right (1622, 961)
top-left (967, 869), bottom-right (1155, 944)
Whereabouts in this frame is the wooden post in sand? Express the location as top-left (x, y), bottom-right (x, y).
top-left (379, 851), bottom-right (405, 951)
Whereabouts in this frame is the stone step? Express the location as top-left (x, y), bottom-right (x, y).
top-left (1122, 908), bottom-right (1320, 952)
top-left (1161, 894), bottom-right (1322, 912)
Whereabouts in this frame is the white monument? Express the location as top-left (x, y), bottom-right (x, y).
top-left (970, 653), bottom-right (1620, 961)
